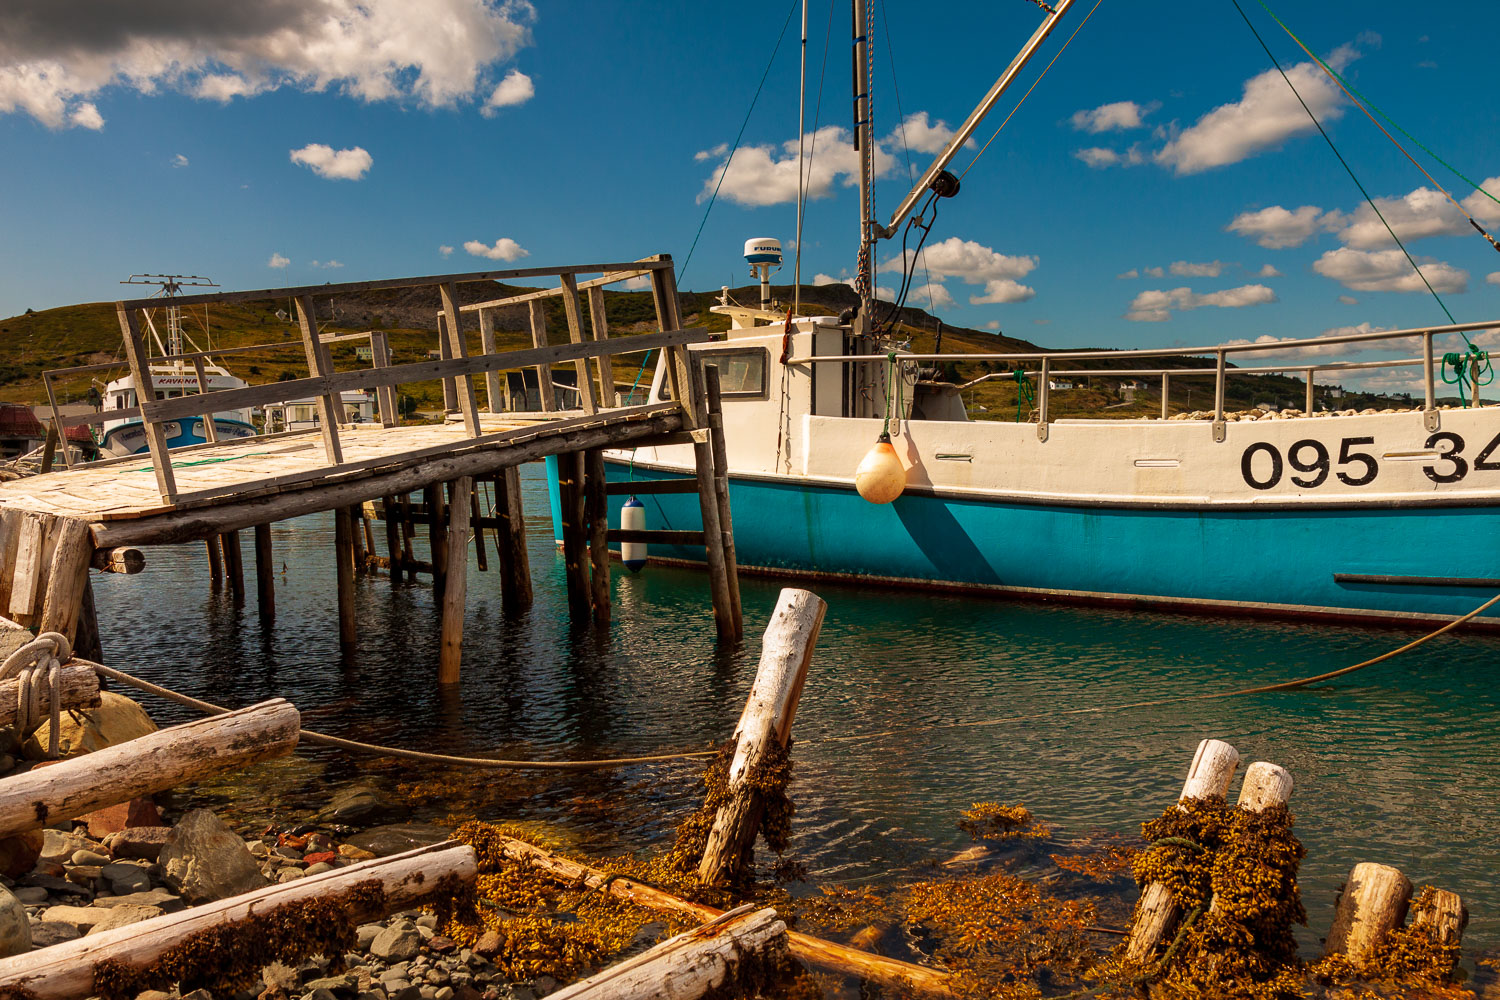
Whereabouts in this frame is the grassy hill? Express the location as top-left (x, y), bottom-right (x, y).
top-left (0, 281), bottom-right (1415, 421)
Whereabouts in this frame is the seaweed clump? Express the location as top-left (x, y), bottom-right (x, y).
top-left (1310, 886), bottom-right (1474, 1000)
top-left (958, 802), bottom-right (1051, 841)
top-left (90, 880), bottom-right (386, 1000)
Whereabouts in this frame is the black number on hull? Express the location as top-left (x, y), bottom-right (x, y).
top-left (1335, 437), bottom-right (1378, 486)
top-left (1288, 439), bottom-right (1330, 488)
top-left (1475, 429), bottom-right (1500, 472)
top-left (1422, 432), bottom-right (1467, 484)
top-left (1241, 441), bottom-right (1283, 490)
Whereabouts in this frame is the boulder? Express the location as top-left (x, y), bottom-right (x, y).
top-left (0, 886), bottom-right (28, 957)
top-left (28, 921), bottom-right (81, 947)
top-left (80, 797), bottom-right (162, 839)
top-left (344, 823), bottom-right (450, 858)
top-left (370, 920), bottom-right (422, 962)
top-left (85, 903), bottom-right (163, 934)
top-left (40, 904), bottom-right (106, 928)
top-left (159, 809), bottom-right (268, 903)
top-left (312, 785), bottom-right (409, 826)
top-left (40, 828), bottom-right (98, 864)
top-left (22, 691), bottom-right (157, 759)
top-left (0, 830), bottom-right (42, 878)
top-left (106, 826), bottom-right (174, 861)
top-left (101, 861), bottom-right (152, 895)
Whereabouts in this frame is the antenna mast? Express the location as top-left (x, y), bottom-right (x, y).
top-left (120, 274), bottom-right (218, 358)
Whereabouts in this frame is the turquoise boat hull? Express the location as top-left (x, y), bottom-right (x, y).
top-left (545, 456), bottom-right (1500, 624)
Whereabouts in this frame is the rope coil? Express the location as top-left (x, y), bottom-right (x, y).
top-left (1, 631), bottom-right (71, 759)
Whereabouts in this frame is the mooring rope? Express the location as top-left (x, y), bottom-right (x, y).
top-left (80, 590), bottom-right (1500, 771)
top-left (1, 631), bottom-right (70, 759)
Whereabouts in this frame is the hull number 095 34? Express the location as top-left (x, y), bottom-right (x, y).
top-left (1240, 431), bottom-right (1500, 490)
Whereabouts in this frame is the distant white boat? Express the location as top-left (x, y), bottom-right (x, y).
top-left (263, 390), bottom-right (377, 434)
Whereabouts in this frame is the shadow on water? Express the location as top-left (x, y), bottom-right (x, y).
top-left (92, 463), bottom-right (1500, 953)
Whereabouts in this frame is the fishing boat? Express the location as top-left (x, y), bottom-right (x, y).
top-left (557, 1), bottom-right (1500, 628)
top-left (98, 275), bottom-right (257, 456)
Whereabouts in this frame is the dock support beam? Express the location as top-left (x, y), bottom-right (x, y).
top-left (427, 484), bottom-right (449, 600)
top-left (37, 518), bottom-right (92, 642)
top-left (222, 530), bottom-right (244, 604)
top-left (255, 523), bottom-right (275, 621)
top-left (439, 475), bottom-right (472, 685)
top-left (205, 535), bottom-right (223, 589)
top-left (559, 453), bottom-right (590, 623)
top-left (585, 450), bottom-right (610, 624)
top-left (704, 366), bottom-right (742, 629)
top-left (496, 467), bottom-right (533, 612)
top-left (383, 496), bottom-right (404, 584)
top-left (334, 507), bottom-right (356, 649)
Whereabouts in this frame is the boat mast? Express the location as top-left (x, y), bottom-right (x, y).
top-left (794, 0), bottom-right (809, 317)
top-left (878, 0), bottom-right (1074, 238)
top-left (852, 0), bottom-right (875, 329)
top-left (121, 274), bottom-right (219, 361)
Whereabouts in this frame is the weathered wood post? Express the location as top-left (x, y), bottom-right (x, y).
top-left (1324, 863), bottom-right (1412, 965)
top-left (1124, 738), bottom-right (1241, 963)
top-left (703, 366), bottom-right (742, 628)
top-left (400, 493), bottom-right (417, 576)
top-left (347, 504), bottom-right (367, 573)
top-left (698, 588), bottom-right (826, 884)
top-left (548, 905), bottom-right (787, 1000)
top-left (0, 662), bottom-right (99, 730)
top-left (427, 484), bottom-right (449, 599)
top-left (469, 485), bottom-right (489, 572)
top-left (74, 579), bottom-right (103, 663)
top-left (204, 535), bottom-right (223, 589)
top-left (36, 518), bottom-right (91, 641)
top-left (358, 502), bottom-right (376, 572)
top-left (558, 453), bottom-right (590, 623)
top-left (254, 523), bottom-right (275, 621)
top-left (382, 496), bottom-right (404, 584)
top-left (585, 450), bottom-right (610, 623)
top-left (221, 529), bottom-right (245, 604)
top-left (334, 507), bottom-right (357, 649)
top-left (439, 475), bottom-right (472, 686)
top-left (495, 467), bottom-right (533, 612)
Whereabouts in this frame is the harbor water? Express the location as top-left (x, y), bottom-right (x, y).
top-left (91, 463), bottom-right (1500, 958)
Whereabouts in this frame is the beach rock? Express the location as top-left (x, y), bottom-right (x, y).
top-left (0, 886), bottom-right (28, 957)
top-left (159, 809), bottom-right (268, 903)
top-left (93, 888), bottom-right (182, 910)
top-left (263, 960), bottom-right (299, 991)
top-left (28, 921), bottom-right (81, 947)
top-left (344, 824), bottom-right (450, 858)
top-left (472, 930), bottom-right (502, 957)
top-left (304, 850), bottom-right (338, 866)
top-left (313, 785), bottom-right (409, 826)
top-left (102, 861), bottom-right (153, 894)
top-left (371, 920), bottom-right (422, 962)
top-left (0, 830), bottom-right (42, 877)
top-left (22, 691), bottom-right (157, 760)
top-left (85, 903), bottom-right (162, 934)
top-left (81, 797), bottom-right (162, 839)
top-left (41, 828), bottom-right (96, 864)
top-left (107, 826), bottom-right (174, 861)
top-left (41, 903), bottom-right (106, 928)
top-left (17, 872), bottom-right (90, 899)
top-left (339, 844), bottom-right (377, 861)
top-left (72, 848), bottom-right (110, 866)
top-left (11, 886), bottom-right (47, 905)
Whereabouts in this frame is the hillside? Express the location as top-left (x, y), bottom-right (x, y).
top-left (0, 281), bottom-right (1415, 421)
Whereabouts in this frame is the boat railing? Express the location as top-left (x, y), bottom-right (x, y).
top-left (41, 255), bottom-right (712, 504)
top-left (785, 318), bottom-right (1500, 439)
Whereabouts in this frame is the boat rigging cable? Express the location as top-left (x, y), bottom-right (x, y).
top-left (87, 589), bottom-right (1500, 771)
top-left (678, 0), bottom-right (801, 288)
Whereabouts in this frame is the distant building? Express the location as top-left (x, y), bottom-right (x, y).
top-left (1048, 380), bottom-right (1075, 391)
top-left (0, 404), bottom-right (44, 458)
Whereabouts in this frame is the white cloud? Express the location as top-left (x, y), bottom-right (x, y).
top-left (1257, 264), bottom-right (1282, 278)
top-left (171, 153), bottom-right (189, 168)
top-left (812, 273), bottom-right (844, 286)
top-left (1117, 268), bottom-right (1139, 279)
top-left (1073, 145), bottom-right (1145, 168)
top-left (1224, 323), bottom-right (1409, 359)
top-left (903, 282), bottom-right (956, 309)
top-left (1125, 283), bottom-right (1276, 322)
top-left (1156, 55), bottom-right (1353, 174)
top-left (698, 124), bottom-right (896, 207)
top-left (310, 259), bottom-right (344, 269)
top-left (289, 143), bottom-right (372, 180)
top-left (1170, 260), bottom-right (1225, 278)
top-left (482, 68), bottom-right (532, 114)
top-left (1312, 247), bottom-right (1467, 293)
top-left (984, 321), bottom-right (1001, 330)
top-left (880, 237), bottom-right (1036, 284)
top-left (620, 275), bottom-right (651, 291)
top-left (464, 237), bottom-right (528, 261)
top-left (0, 0), bottom-right (536, 129)
top-left (1335, 179), bottom-right (1500, 249)
top-left (68, 101), bottom-right (102, 129)
top-left (1489, 272), bottom-right (1500, 286)
top-left (887, 111), bottom-right (971, 155)
top-left (268, 252), bottom-right (290, 269)
top-left (1339, 294), bottom-right (1358, 304)
top-left (1144, 266), bottom-right (1165, 278)
top-left (439, 245), bottom-right (455, 257)
top-left (1070, 100), bottom-right (1154, 133)
top-left (969, 279), bottom-right (1036, 305)
top-left (1227, 204), bottom-right (1344, 249)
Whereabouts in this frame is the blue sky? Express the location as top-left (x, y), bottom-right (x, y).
top-left (2, 0), bottom-right (1498, 387)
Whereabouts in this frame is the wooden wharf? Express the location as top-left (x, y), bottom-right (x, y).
top-left (0, 255), bottom-right (743, 682)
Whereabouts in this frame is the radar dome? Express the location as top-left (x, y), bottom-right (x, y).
top-left (744, 238), bottom-right (783, 268)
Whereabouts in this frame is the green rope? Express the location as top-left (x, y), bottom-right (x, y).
top-left (1441, 345), bottom-right (1494, 408)
top-left (1013, 368), bottom-right (1035, 423)
top-left (881, 351), bottom-right (897, 438)
top-left (135, 451), bottom-right (270, 473)
top-left (626, 349), bottom-right (654, 406)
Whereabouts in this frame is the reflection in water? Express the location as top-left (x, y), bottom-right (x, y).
top-left (94, 464), bottom-right (1500, 952)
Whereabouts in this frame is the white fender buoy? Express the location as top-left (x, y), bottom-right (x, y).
top-left (620, 496), bottom-right (647, 572)
top-left (855, 434), bottom-right (906, 504)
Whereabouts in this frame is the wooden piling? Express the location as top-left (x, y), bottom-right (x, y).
top-left (495, 466), bottom-right (533, 612)
top-left (400, 492), bottom-right (417, 577)
top-left (439, 474), bottom-right (472, 686)
top-left (427, 484), bottom-right (449, 600)
top-left (1324, 863), bottom-right (1412, 965)
top-left (0, 842), bottom-right (476, 999)
top-left (334, 507), bottom-right (356, 649)
top-left (470, 484), bottom-right (489, 572)
top-left (204, 535), bottom-right (223, 589)
top-left (549, 905), bottom-right (787, 1000)
top-left (221, 530), bottom-right (244, 604)
top-left (347, 504), bottom-right (367, 574)
top-left (358, 502), bottom-right (376, 571)
top-left (559, 453), bottom-right (590, 622)
top-left (703, 366), bottom-right (742, 628)
top-left (74, 578), bottom-right (102, 663)
top-left (698, 588), bottom-right (826, 884)
top-left (383, 496), bottom-right (404, 583)
top-left (1413, 889), bottom-right (1469, 960)
top-left (585, 450), bottom-right (610, 623)
top-left (1124, 738), bottom-right (1241, 963)
top-left (254, 522), bottom-right (275, 620)
top-left (36, 517), bottom-right (91, 642)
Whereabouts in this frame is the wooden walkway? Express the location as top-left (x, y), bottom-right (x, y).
top-left (0, 255), bottom-right (743, 684)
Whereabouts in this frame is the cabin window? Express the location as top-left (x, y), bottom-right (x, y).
top-left (660, 348), bottom-right (769, 401)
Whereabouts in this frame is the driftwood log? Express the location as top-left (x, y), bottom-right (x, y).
top-left (1124, 738), bottom-right (1241, 963)
top-left (496, 833), bottom-right (954, 996)
top-left (0, 663), bottom-right (100, 730)
top-left (0, 841), bottom-right (476, 998)
top-left (0, 698), bottom-right (299, 836)
top-left (698, 588), bottom-right (825, 884)
top-left (549, 905), bottom-right (787, 1000)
